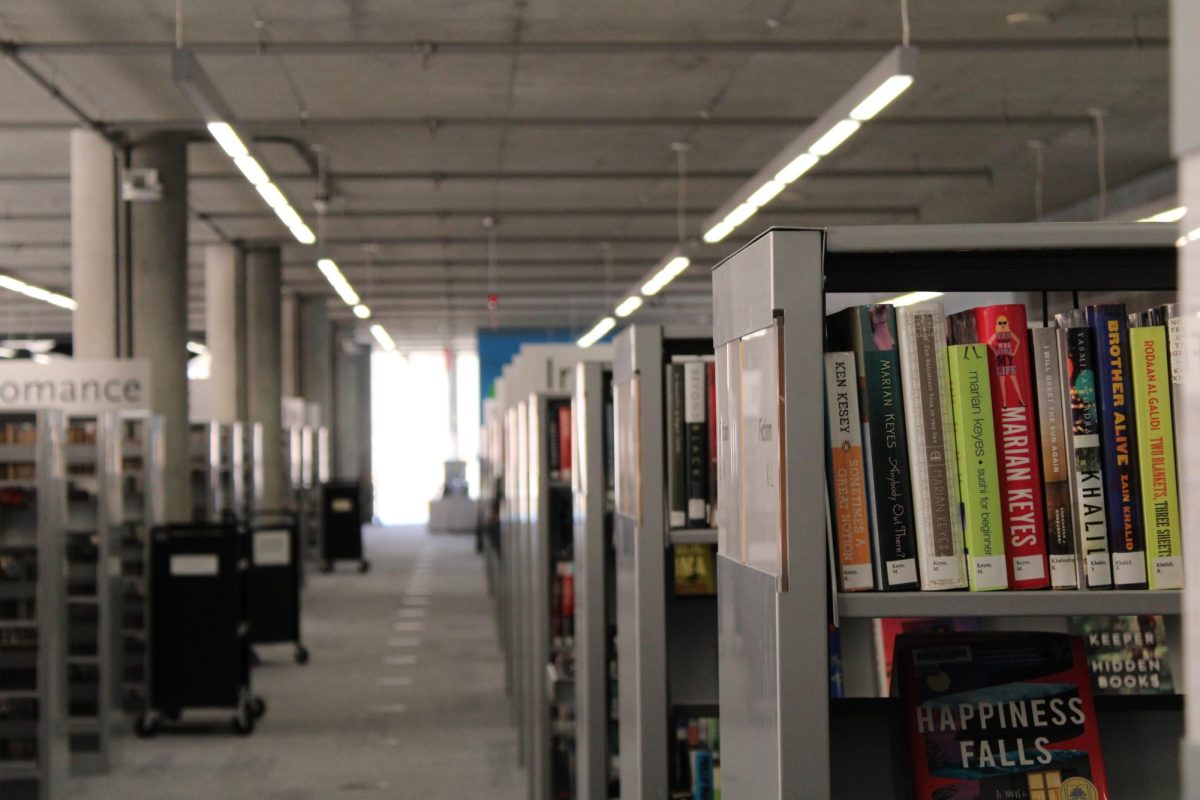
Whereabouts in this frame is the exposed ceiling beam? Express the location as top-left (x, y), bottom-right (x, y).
top-left (8, 36), bottom-right (1166, 57)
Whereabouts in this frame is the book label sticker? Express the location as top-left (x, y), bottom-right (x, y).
top-left (1049, 555), bottom-right (1079, 588)
top-left (739, 322), bottom-right (786, 584)
top-left (1112, 552), bottom-right (1147, 586)
top-left (1086, 555), bottom-right (1113, 588)
top-left (1012, 555), bottom-right (1046, 583)
top-left (972, 555), bottom-right (1007, 590)
top-left (169, 554), bottom-right (219, 576)
top-left (1154, 558), bottom-right (1182, 589)
top-left (253, 530), bottom-right (291, 567)
top-left (888, 559), bottom-right (917, 586)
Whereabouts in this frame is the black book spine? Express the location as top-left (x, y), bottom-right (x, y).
top-left (667, 364), bottom-right (686, 528)
top-left (683, 361), bottom-right (709, 527)
top-left (548, 407), bottom-right (561, 482)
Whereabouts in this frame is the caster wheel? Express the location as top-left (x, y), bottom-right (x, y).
top-left (249, 648), bottom-right (261, 667)
top-left (319, 560), bottom-right (333, 573)
top-left (164, 707), bottom-right (181, 722)
top-left (250, 696), bottom-right (266, 719)
top-left (358, 560), bottom-right (371, 574)
top-left (234, 699), bottom-right (257, 735)
top-left (295, 646), bottom-right (310, 665)
top-left (134, 712), bottom-right (157, 738)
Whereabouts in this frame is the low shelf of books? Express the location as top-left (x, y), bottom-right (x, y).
top-left (62, 414), bottom-right (114, 775)
top-left (612, 325), bottom-right (721, 800)
top-left (502, 402), bottom-right (527, 763)
top-left (524, 391), bottom-right (578, 800)
top-left (711, 224), bottom-right (1182, 800)
top-left (572, 361), bottom-right (621, 800)
top-left (0, 411), bottom-right (69, 800)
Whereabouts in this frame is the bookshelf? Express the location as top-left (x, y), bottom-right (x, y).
top-left (709, 224), bottom-right (1181, 799)
top-left (231, 421), bottom-right (263, 521)
top-left (112, 413), bottom-right (163, 717)
top-left (504, 401), bottom-right (526, 764)
top-left (524, 391), bottom-right (575, 800)
top-left (611, 325), bottom-right (719, 800)
top-left (0, 411), bottom-right (69, 800)
top-left (62, 414), bottom-right (115, 774)
top-left (572, 360), bottom-right (618, 800)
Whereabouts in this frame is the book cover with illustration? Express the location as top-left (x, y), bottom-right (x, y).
top-left (896, 631), bottom-right (1109, 800)
top-left (873, 617), bottom-right (980, 695)
top-left (1069, 615), bottom-right (1174, 695)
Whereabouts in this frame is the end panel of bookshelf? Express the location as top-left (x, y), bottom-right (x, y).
top-left (667, 528), bottom-right (718, 546)
top-left (837, 589), bottom-right (1182, 619)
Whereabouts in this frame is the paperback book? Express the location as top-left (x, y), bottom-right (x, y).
top-left (1032, 327), bottom-right (1078, 588)
top-left (1069, 615), bottom-right (1174, 695)
top-left (824, 351), bottom-right (874, 591)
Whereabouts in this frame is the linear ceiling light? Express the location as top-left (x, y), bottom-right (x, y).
top-left (173, 49), bottom-right (316, 247)
top-left (1139, 206), bottom-right (1187, 223)
top-left (614, 295), bottom-right (643, 318)
top-left (353, 304), bottom-right (372, 319)
top-left (577, 316), bottom-right (616, 349)
top-left (185, 341), bottom-right (208, 355)
top-left (701, 46), bottom-right (917, 245)
top-left (370, 323), bottom-right (397, 352)
top-left (0, 274), bottom-right (78, 310)
top-left (316, 258), bottom-right (362, 306)
top-left (640, 254), bottom-right (691, 297)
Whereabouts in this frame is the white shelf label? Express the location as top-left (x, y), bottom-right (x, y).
top-left (253, 530), bottom-right (292, 567)
top-left (169, 554), bottom-right (219, 577)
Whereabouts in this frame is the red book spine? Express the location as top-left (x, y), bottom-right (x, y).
top-left (557, 405), bottom-right (572, 483)
top-left (706, 360), bottom-right (717, 524)
top-left (972, 304), bottom-right (1050, 589)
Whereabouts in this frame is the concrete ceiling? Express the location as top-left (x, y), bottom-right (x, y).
top-left (0, 0), bottom-right (1173, 347)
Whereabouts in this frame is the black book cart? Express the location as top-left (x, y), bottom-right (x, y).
top-left (319, 480), bottom-right (369, 573)
top-left (247, 509), bottom-right (309, 664)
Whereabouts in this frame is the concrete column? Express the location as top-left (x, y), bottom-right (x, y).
top-left (204, 244), bottom-right (245, 423)
top-left (333, 338), bottom-right (373, 482)
top-left (280, 293), bottom-right (301, 399)
top-left (245, 246), bottom-right (285, 509)
top-left (299, 296), bottom-right (333, 429)
top-left (129, 132), bottom-right (189, 523)
top-left (70, 129), bottom-right (119, 358)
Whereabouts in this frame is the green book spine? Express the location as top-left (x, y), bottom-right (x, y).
top-left (947, 344), bottom-right (1009, 591)
top-left (1128, 326), bottom-right (1183, 590)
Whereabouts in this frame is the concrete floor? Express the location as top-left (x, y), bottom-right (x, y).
top-left (72, 525), bottom-right (524, 799)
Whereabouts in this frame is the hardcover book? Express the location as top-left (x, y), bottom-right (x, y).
top-left (1069, 615), bottom-right (1174, 695)
top-left (897, 302), bottom-right (966, 590)
top-left (683, 360), bottom-right (709, 527)
top-left (946, 344), bottom-right (1008, 591)
top-left (667, 364), bottom-right (686, 528)
top-left (972, 304), bottom-right (1050, 589)
top-left (1128, 325), bottom-right (1182, 589)
top-left (674, 543), bottom-right (716, 595)
top-left (1055, 321), bottom-right (1112, 589)
top-left (1032, 327), bottom-right (1078, 589)
top-left (1086, 304), bottom-right (1148, 589)
top-left (557, 405), bottom-right (573, 483)
top-left (824, 351), bottom-right (875, 591)
top-left (827, 305), bottom-right (919, 590)
top-left (896, 631), bottom-right (1109, 800)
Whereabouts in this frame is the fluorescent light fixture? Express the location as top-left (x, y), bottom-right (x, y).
top-left (1139, 206), bottom-right (1187, 223)
top-left (353, 304), bottom-right (372, 319)
top-left (809, 119), bottom-right (861, 156)
top-left (746, 179), bottom-right (785, 208)
top-left (317, 258), bottom-right (361, 306)
top-left (0, 274), bottom-right (77, 310)
top-left (290, 224), bottom-right (316, 245)
top-left (699, 46), bottom-right (916, 245)
top-left (0, 276), bottom-right (28, 293)
top-left (775, 153), bottom-right (820, 184)
top-left (577, 316), bottom-right (616, 349)
top-left (614, 296), bottom-right (643, 318)
top-left (186, 341), bottom-right (208, 355)
top-left (370, 323), bottom-right (396, 352)
top-left (703, 220), bottom-right (735, 244)
top-left (849, 74), bottom-right (914, 121)
top-left (234, 155), bottom-right (270, 186)
top-left (0, 347), bottom-right (15, 359)
top-left (274, 204), bottom-right (303, 229)
top-left (640, 255), bottom-right (691, 296)
top-left (207, 121), bottom-right (248, 159)
top-left (31, 353), bottom-right (52, 365)
top-left (885, 290), bottom-right (944, 307)
top-left (256, 182), bottom-right (289, 209)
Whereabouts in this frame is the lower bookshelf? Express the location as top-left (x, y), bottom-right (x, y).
top-left (838, 590), bottom-right (1182, 618)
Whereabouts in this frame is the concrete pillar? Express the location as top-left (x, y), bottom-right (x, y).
top-left (333, 338), bottom-right (373, 482)
top-left (204, 244), bottom-right (245, 423)
top-left (245, 246), bottom-right (285, 509)
top-left (299, 296), bottom-right (333, 429)
top-left (280, 293), bottom-right (301, 399)
top-left (70, 129), bottom-right (119, 358)
top-left (130, 132), bottom-right (189, 523)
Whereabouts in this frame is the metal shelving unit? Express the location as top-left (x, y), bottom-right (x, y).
top-left (189, 422), bottom-right (224, 523)
top-left (611, 325), bottom-right (718, 800)
top-left (710, 224), bottom-right (1181, 799)
top-left (231, 421), bottom-right (263, 522)
top-left (0, 410), bottom-right (68, 800)
top-left (572, 360), bottom-right (618, 800)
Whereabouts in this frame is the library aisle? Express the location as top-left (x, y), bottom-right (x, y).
top-left (71, 526), bottom-right (524, 800)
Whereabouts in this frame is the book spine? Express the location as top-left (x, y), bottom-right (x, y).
top-left (1164, 303), bottom-right (1185, 431)
top-left (707, 360), bottom-right (718, 525)
top-left (824, 351), bottom-right (875, 591)
top-left (1061, 327), bottom-right (1113, 588)
top-left (667, 364), bottom-right (686, 528)
top-left (972, 304), bottom-right (1051, 589)
top-left (1129, 326), bottom-right (1183, 589)
top-left (683, 361), bottom-right (709, 527)
top-left (946, 344), bottom-right (1008, 591)
top-left (558, 405), bottom-right (573, 483)
top-left (897, 303), bottom-right (966, 590)
top-left (548, 407), bottom-right (561, 482)
top-left (851, 306), bottom-right (919, 590)
top-left (1088, 304), bottom-right (1148, 588)
top-left (1032, 327), bottom-right (1078, 588)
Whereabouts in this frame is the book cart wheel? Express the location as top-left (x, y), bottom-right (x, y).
top-left (250, 696), bottom-right (267, 719)
top-left (295, 645), bottom-right (310, 665)
top-left (319, 560), bottom-right (333, 573)
top-left (358, 560), bottom-right (371, 574)
top-left (134, 712), bottom-right (157, 738)
top-left (233, 698), bottom-right (257, 736)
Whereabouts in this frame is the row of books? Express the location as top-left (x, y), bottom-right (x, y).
top-left (671, 716), bottom-right (720, 800)
top-left (552, 559), bottom-right (576, 657)
top-left (825, 300), bottom-right (1183, 592)
top-left (548, 403), bottom-right (573, 484)
top-left (674, 544), bottom-right (716, 596)
top-left (666, 357), bottom-right (718, 529)
top-left (0, 420), bottom-right (35, 446)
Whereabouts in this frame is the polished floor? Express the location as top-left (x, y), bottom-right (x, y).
top-left (73, 525), bottom-right (523, 799)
